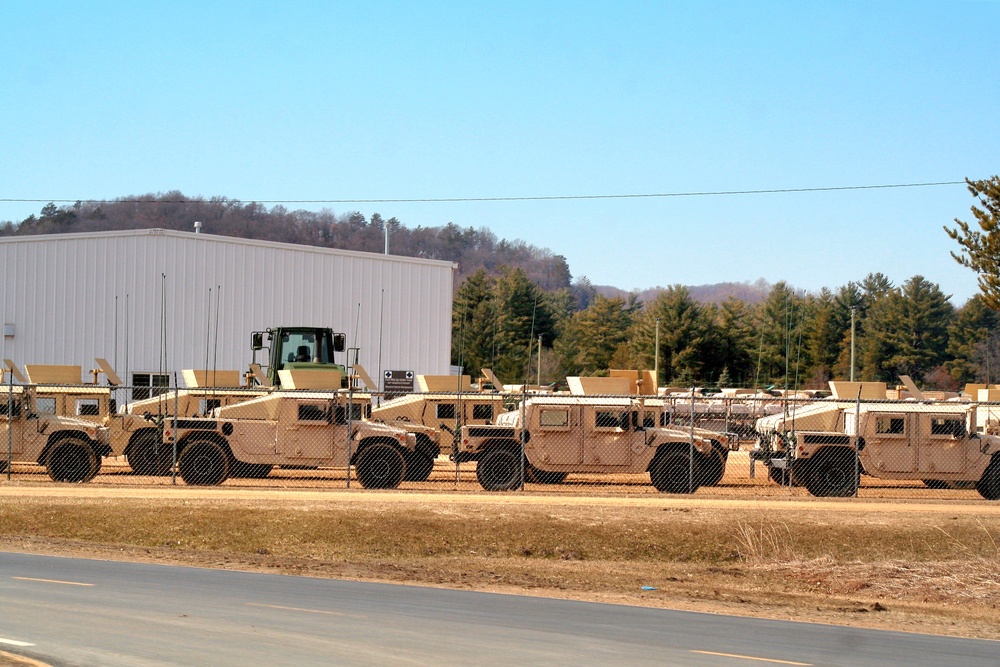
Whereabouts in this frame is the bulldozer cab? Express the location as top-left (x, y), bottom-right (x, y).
top-left (251, 327), bottom-right (347, 388)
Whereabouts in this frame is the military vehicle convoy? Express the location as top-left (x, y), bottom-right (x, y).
top-left (162, 389), bottom-right (418, 488)
top-left (752, 402), bottom-right (1000, 499)
top-left (0, 380), bottom-right (111, 482)
top-left (455, 395), bottom-right (717, 493)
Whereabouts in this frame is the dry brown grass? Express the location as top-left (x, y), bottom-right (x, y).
top-left (2, 485), bottom-right (1000, 640)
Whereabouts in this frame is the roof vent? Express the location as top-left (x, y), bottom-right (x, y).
top-left (194, 221), bottom-right (203, 234)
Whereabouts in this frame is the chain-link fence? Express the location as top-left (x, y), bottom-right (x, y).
top-left (4, 379), bottom-right (1000, 501)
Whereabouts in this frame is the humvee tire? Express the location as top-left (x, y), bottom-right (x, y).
top-left (476, 448), bottom-right (521, 491)
top-left (650, 450), bottom-right (698, 494)
top-left (802, 451), bottom-right (858, 497)
top-left (403, 451), bottom-right (434, 482)
top-left (231, 461), bottom-right (274, 479)
top-left (525, 463), bottom-right (567, 484)
top-left (46, 437), bottom-right (101, 483)
top-left (178, 439), bottom-right (230, 486)
top-left (355, 443), bottom-right (405, 489)
top-left (699, 445), bottom-right (726, 487)
top-left (128, 431), bottom-right (173, 477)
top-left (976, 458), bottom-right (1000, 500)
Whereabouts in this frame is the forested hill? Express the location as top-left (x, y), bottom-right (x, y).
top-left (0, 192), bottom-right (571, 291)
top-left (1, 192), bottom-right (776, 304)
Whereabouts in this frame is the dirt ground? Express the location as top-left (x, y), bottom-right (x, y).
top-left (3, 476), bottom-right (1000, 643)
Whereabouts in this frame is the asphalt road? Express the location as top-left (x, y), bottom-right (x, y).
top-left (0, 552), bottom-right (996, 667)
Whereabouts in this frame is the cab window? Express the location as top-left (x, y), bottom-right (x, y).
top-left (76, 399), bottom-right (101, 416)
top-left (875, 416), bottom-right (905, 435)
top-left (930, 417), bottom-right (964, 437)
top-left (595, 410), bottom-right (626, 429)
top-left (35, 397), bottom-right (57, 415)
top-left (298, 404), bottom-right (327, 421)
top-left (539, 409), bottom-right (569, 428)
top-left (436, 404), bottom-right (456, 420)
top-left (472, 404), bottom-right (494, 421)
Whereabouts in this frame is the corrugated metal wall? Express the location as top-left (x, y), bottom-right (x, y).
top-left (0, 229), bottom-right (454, 385)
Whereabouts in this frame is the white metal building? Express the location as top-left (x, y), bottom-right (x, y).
top-left (0, 229), bottom-right (455, 389)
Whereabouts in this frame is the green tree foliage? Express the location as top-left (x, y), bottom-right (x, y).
top-left (945, 295), bottom-right (1000, 384)
top-left (452, 269), bottom-right (497, 376)
top-left (624, 286), bottom-right (722, 386)
top-left (859, 276), bottom-right (954, 383)
top-left (554, 294), bottom-right (639, 377)
top-left (754, 282), bottom-right (807, 387)
top-left (945, 176), bottom-right (1000, 309)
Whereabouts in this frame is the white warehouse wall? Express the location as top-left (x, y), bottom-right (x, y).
top-left (0, 229), bottom-right (455, 386)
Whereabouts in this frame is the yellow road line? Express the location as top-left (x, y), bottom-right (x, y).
top-left (11, 576), bottom-right (94, 587)
top-left (690, 650), bottom-right (812, 665)
top-left (245, 602), bottom-right (363, 618)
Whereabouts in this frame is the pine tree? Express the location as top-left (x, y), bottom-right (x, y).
top-left (945, 176), bottom-right (1000, 309)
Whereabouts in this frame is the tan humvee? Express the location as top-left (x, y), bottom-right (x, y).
top-left (0, 383), bottom-right (111, 482)
top-left (565, 375), bottom-right (739, 486)
top-left (752, 402), bottom-right (1000, 499)
top-left (162, 390), bottom-right (418, 488)
top-left (359, 371), bottom-right (502, 482)
top-left (641, 398), bottom-right (740, 486)
top-left (19, 361), bottom-right (163, 472)
top-left (455, 395), bottom-right (716, 492)
top-left (19, 361), bottom-right (272, 476)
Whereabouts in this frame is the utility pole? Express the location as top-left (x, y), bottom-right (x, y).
top-left (537, 334), bottom-right (542, 387)
top-left (850, 306), bottom-right (857, 382)
top-left (654, 318), bottom-right (661, 386)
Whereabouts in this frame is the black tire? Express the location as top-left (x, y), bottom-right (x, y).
top-left (403, 451), bottom-right (435, 482)
top-left (650, 451), bottom-right (699, 494)
top-left (976, 458), bottom-right (1000, 500)
top-left (802, 452), bottom-right (858, 497)
top-left (525, 463), bottom-right (568, 484)
top-left (230, 461), bottom-right (274, 479)
top-left (698, 446), bottom-right (727, 487)
top-left (355, 443), bottom-right (405, 489)
top-left (46, 437), bottom-right (100, 483)
top-left (476, 448), bottom-right (522, 491)
top-left (177, 440), bottom-right (230, 486)
top-left (128, 432), bottom-right (173, 477)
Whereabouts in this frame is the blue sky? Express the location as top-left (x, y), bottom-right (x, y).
top-left (2, 2), bottom-right (997, 304)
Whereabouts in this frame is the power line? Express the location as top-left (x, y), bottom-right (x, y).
top-left (0, 180), bottom-right (967, 206)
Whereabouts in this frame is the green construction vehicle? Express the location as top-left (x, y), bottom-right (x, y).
top-left (250, 327), bottom-right (349, 389)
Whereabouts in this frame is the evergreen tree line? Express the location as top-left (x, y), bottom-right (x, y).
top-left (453, 268), bottom-right (1000, 391)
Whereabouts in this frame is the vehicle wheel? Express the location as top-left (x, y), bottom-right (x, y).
top-left (976, 458), bottom-right (1000, 500)
top-left (650, 451), bottom-right (699, 494)
top-left (355, 443), bottom-right (405, 489)
top-left (230, 461), bottom-right (274, 479)
top-left (803, 453), bottom-right (858, 497)
top-left (128, 432), bottom-right (173, 476)
top-left (525, 463), bottom-right (567, 484)
top-left (476, 449), bottom-right (522, 491)
top-left (698, 447), bottom-right (726, 487)
top-left (403, 451), bottom-right (435, 482)
top-left (177, 440), bottom-right (230, 486)
top-left (46, 437), bottom-right (101, 483)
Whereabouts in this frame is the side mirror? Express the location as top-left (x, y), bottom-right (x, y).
top-left (333, 333), bottom-right (346, 352)
top-left (251, 332), bottom-right (264, 351)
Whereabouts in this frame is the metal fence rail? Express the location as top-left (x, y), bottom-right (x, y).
top-left (3, 380), bottom-right (1000, 501)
